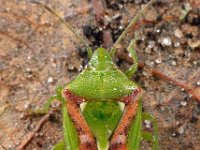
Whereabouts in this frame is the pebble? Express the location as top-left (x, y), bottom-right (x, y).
top-left (39, 132), bottom-right (44, 136)
top-left (172, 133), bottom-right (176, 137)
top-left (27, 55), bottom-right (31, 60)
top-left (156, 29), bottom-right (160, 33)
top-left (180, 101), bottom-right (187, 106)
top-left (47, 77), bottom-right (54, 83)
top-left (24, 102), bottom-right (30, 109)
top-left (26, 67), bottom-right (31, 72)
top-left (193, 61), bottom-right (197, 65)
top-left (134, 0), bottom-right (143, 4)
top-left (171, 60), bottom-right (177, 66)
top-left (147, 41), bottom-right (155, 49)
top-left (174, 29), bottom-right (183, 38)
top-left (160, 37), bottom-right (172, 46)
top-left (6, 7), bottom-right (10, 12)
top-left (145, 47), bottom-right (152, 54)
top-left (178, 126), bottom-right (185, 134)
top-left (155, 58), bottom-right (162, 64)
top-left (174, 41), bottom-right (180, 47)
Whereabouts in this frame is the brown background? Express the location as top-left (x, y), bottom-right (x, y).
top-left (0, 0), bottom-right (199, 149)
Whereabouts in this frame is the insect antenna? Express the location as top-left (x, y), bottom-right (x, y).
top-left (110, 0), bottom-right (156, 57)
top-left (30, 0), bottom-right (93, 58)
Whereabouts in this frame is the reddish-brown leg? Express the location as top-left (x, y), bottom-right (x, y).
top-left (109, 88), bottom-right (142, 150)
top-left (63, 89), bottom-right (98, 150)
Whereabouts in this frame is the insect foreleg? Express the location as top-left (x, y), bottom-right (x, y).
top-left (125, 34), bottom-right (139, 78)
top-left (52, 140), bottom-right (65, 150)
top-left (109, 88), bottom-right (142, 150)
top-left (142, 112), bottom-right (159, 150)
top-left (26, 86), bottom-right (63, 116)
top-left (110, 0), bottom-right (156, 57)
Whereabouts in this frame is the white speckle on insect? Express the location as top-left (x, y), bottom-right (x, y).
top-left (115, 135), bottom-right (126, 144)
top-left (52, 100), bottom-right (61, 108)
top-left (47, 77), bottom-right (54, 83)
top-left (113, 88), bottom-right (117, 91)
top-left (107, 129), bottom-right (112, 134)
top-left (180, 101), bottom-right (187, 106)
top-left (80, 135), bottom-right (90, 144)
top-left (97, 141), bottom-right (109, 150)
top-left (144, 120), bottom-right (151, 128)
top-left (118, 102), bottom-right (125, 111)
top-left (161, 37), bottom-right (172, 46)
top-left (80, 102), bottom-right (87, 112)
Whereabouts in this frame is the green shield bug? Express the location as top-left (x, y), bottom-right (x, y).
top-left (29, 0), bottom-right (159, 150)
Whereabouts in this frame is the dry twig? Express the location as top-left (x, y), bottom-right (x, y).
top-left (17, 114), bottom-right (50, 150)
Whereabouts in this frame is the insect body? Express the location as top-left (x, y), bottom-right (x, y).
top-left (30, 0), bottom-right (158, 150)
top-left (64, 48), bottom-right (141, 149)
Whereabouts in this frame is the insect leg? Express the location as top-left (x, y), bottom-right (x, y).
top-left (142, 112), bottom-right (159, 150)
top-left (27, 86), bottom-right (63, 116)
top-left (63, 89), bottom-right (98, 150)
top-left (52, 140), bottom-right (65, 150)
top-left (109, 88), bottom-right (142, 150)
top-left (110, 0), bottom-right (155, 56)
top-left (125, 34), bottom-right (138, 78)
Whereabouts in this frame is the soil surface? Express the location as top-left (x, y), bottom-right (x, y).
top-left (0, 0), bottom-right (199, 150)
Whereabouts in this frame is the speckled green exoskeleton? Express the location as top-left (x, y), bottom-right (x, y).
top-left (31, 0), bottom-right (158, 150)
